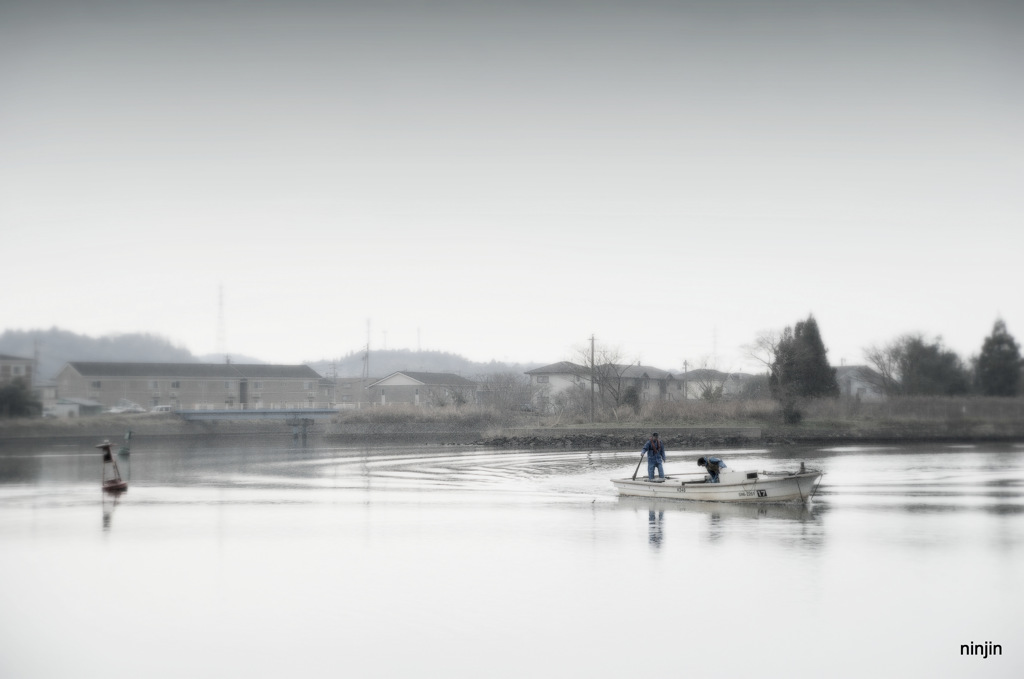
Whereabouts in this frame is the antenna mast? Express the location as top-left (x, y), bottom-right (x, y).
top-left (217, 283), bottom-right (228, 362)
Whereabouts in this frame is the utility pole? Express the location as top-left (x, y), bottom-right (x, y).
top-left (590, 334), bottom-right (596, 423)
top-left (362, 319), bottom-right (370, 381)
top-left (32, 337), bottom-right (40, 388)
top-left (359, 319), bottom-right (371, 410)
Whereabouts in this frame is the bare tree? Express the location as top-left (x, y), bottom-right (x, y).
top-left (474, 372), bottom-right (532, 410)
top-left (865, 334), bottom-right (970, 396)
top-left (570, 343), bottom-right (637, 410)
top-left (685, 356), bottom-right (737, 402)
top-left (745, 330), bottom-right (781, 374)
top-left (863, 339), bottom-right (905, 396)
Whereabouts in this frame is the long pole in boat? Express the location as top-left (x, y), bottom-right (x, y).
top-left (632, 451), bottom-right (646, 481)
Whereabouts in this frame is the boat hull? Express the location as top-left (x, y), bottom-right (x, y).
top-left (612, 469), bottom-right (822, 503)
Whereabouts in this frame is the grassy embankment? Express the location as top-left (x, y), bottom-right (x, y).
top-left (2, 397), bottom-right (1022, 449)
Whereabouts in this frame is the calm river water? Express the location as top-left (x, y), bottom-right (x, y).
top-left (1, 437), bottom-right (1022, 678)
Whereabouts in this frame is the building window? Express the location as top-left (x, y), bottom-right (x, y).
top-left (253, 381), bottom-right (262, 390)
top-left (303, 381), bottom-right (312, 390)
top-left (171, 381), bottom-right (180, 389)
top-left (224, 381), bottom-right (233, 390)
top-left (537, 376), bottom-right (549, 383)
top-left (12, 366), bottom-right (23, 376)
top-left (150, 380), bottom-right (159, 390)
top-left (91, 381), bottom-right (102, 389)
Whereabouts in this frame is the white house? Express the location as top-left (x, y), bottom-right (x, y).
top-left (366, 371), bottom-right (478, 407)
top-left (524, 362), bottom-right (590, 410)
top-left (835, 365), bottom-right (886, 401)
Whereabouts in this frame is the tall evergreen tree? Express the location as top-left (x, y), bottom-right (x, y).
top-left (769, 315), bottom-right (839, 422)
top-left (975, 319), bottom-right (1022, 396)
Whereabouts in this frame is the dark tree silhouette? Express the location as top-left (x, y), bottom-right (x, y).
top-left (0, 378), bottom-right (41, 418)
top-left (975, 319), bottom-right (1021, 396)
top-left (900, 336), bottom-right (970, 396)
top-left (769, 315), bottom-right (839, 422)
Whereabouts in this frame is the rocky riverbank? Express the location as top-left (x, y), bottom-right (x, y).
top-left (2, 413), bottom-right (1023, 450)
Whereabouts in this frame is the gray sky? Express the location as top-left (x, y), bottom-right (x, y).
top-left (2, 0), bottom-right (1021, 373)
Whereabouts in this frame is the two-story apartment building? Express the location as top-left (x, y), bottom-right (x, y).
top-left (614, 364), bottom-right (675, 402)
top-left (55, 362), bottom-right (329, 410)
top-left (0, 354), bottom-right (33, 387)
top-left (526, 361), bottom-right (679, 409)
top-left (525, 362), bottom-right (591, 408)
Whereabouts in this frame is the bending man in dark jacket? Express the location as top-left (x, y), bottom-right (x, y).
top-left (698, 455), bottom-right (727, 483)
top-left (642, 433), bottom-right (666, 481)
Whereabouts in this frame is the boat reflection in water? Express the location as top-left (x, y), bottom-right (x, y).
top-left (648, 508), bottom-right (664, 548)
top-left (617, 494), bottom-right (827, 549)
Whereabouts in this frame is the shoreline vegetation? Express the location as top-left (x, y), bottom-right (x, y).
top-left (2, 397), bottom-right (1023, 450)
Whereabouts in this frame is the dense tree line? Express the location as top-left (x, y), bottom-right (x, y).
top-left (865, 319), bottom-right (1021, 398)
top-left (754, 315), bottom-right (1022, 425)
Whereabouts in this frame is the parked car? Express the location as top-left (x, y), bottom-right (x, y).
top-left (107, 400), bottom-right (147, 414)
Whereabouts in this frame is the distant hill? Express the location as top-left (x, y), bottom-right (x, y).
top-left (0, 328), bottom-right (199, 381)
top-left (0, 328), bottom-right (543, 382)
top-left (306, 349), bottom-right (542, 379)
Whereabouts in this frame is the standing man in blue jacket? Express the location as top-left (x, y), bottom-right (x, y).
top-left (642, 433), bottom-right (666, 482)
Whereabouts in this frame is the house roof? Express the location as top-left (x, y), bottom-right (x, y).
top-left (58, 397), bottom-right (104, 407)
top-left (367, 371), bottom-right (478, 388)
top-left (63, 362), bottom-right (322, 379)
top-left (0, 354), bottom-right (32, 361)
top-left (526, 362), bottom-right (677, 379)
top-left (229, 364), bottom-right (323, 379)
top-left (674, 368), bottom-right (728, 380)
top-left (616, 364), bottom-right (673, 380)
top-left (524, 361), bottom-right (585, 375)
top-left (835, 365), bottom-right (881, 381)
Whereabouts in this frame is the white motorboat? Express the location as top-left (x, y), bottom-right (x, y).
top-left (612, 465), bottom-right (823, 503)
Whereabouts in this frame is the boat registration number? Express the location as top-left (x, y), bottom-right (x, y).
top-left (738, 490), bottom-right (769, 497)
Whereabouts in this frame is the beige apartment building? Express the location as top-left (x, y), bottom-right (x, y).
top-left (55, 362), bottom-right (331, 411)
top-left (1, 354), bottom-right (34, 387)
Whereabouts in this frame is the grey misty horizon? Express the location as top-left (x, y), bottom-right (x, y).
top-left (0, 327), bottom-right (554, 382)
